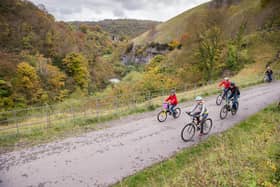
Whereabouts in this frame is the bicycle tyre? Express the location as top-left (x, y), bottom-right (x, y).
top-left (202, 118), bottom-right (213, 135)
top-left (181, 123), bottom-right (196, 142)
top-left (157, 110), bottom-right (167, 122)
top-left (216, 94), bottom-right (223, 105)
top-left (173, 108), bottom-right (181, 119)
top-left (231, 102), bottom-right (239, 115)
top-left (220, 105), bottom-right (228, 120)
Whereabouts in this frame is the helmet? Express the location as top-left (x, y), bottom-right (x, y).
top-left (170, 89), bottom-right (176, 94)
top-left (231, 82), bottom-right (235, 86)
top-left (195, 96), bottom-right (203, 101)
top-left (224, 77), bottom-right (229, 81)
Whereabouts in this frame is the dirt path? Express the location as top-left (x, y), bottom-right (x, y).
top-left (0, 82), bottom-right (280, 187)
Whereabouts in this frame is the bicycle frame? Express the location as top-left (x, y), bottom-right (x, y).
top-left (187, 114), bottom-right (200, 126)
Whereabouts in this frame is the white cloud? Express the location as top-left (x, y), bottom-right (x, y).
top-left (29, 0), bottom-right (211, 21)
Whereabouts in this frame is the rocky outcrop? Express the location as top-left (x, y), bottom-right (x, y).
top-left (122, 43), bottom-right (170, 65)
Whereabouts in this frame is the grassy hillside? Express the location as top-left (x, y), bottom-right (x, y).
top-left (115, 104), bottom-right (280, 186)
top-left (70, 19), bottom-right (160, 40)
top-left (133, 0), bottom-right (279, 44)
top-left (113, 0), bottom-right (280, 97)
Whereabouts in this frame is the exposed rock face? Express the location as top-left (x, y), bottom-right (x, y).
top-left (209, 0), bottom-right (241, 8)
top-left (121, 43), bottom-right (171, 65)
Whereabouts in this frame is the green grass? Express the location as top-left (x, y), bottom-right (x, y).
top-left (115, 104), bottom-right (280, 187)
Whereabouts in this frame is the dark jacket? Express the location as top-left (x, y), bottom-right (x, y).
top-left (265, 70), bottom-right (273, 76)
top-left (229, 86), bottom-right (240, 98)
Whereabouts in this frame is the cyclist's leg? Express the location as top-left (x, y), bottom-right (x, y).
top-left (228, 93), bottom-right (233, 103)
top-left (193, 112), bottom-right (200, 123)
top-left (233, 95), bottom-right (238, 109)
top-left (226, 88), bottom-right (230, 97)
top-left (222, 88), bottom-right (226, 98)
top-left (269, 74), bottom-right (273, 82)
top-left (170, 104), bottom-right (176, 114)
top-left (200, 113), bottom-right (208, 134)
top-left (167, 103), bottom-right (170, 113)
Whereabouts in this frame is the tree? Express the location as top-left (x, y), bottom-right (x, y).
top-left (14, 62), bottom-right (43, 104)
top-left (0, 17), bottom-right (10, 46)
top-left (195, 26), bottom-right (223, 81)
top-left (225, 21), bottom-right (248, 72)
top-left (0, 79), bottom-right (12, 97)
top-left (226, 44), bottom-right (238, 71)
top-left (62, 53), bottom-right (89, 93)
top-left (33, 54), bottom-right (67, 101)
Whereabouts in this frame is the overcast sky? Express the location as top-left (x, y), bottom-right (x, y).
top-left (29, 0), bottom-right (211, 22)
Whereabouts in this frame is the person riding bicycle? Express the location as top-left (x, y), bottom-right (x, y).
top-left (165, 89), bottom-right (178, 116)
top-left (264, 66), bottom-right (273, 82)
top-left (218, 77), bottom-right (231, 99)
top-left (187, 96), bottom-right (208, 136)
top-left (228, 82), bottom-right (240, 110)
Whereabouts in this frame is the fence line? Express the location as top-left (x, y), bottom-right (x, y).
top-left (0, 72), bottom-right (279, 136)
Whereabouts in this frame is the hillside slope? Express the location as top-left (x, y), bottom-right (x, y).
top-left (0, 0), bottom-right (126, 110)
top-left (133, 0), bottom-right (279, 44)
top-left (119, 0), bottom-right (280, 90)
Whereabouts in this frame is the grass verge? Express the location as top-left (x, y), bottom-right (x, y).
top-left (115, 104), bottom-right (280, 187)
top-left (0, 104), bottom-right (157, 154)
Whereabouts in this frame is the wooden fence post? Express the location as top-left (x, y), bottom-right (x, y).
top-left (95, 99), bottom-right (99, 121)
top-left (46, 105), bottom-right (50, 128)
top-left (14, 111), bottom-right (19, 136)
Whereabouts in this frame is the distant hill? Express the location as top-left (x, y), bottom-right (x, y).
top-left (70, 19), bottom-right (160, 40)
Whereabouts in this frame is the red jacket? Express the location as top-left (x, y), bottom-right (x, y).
top-left (165, 95), bottom-right (178, 105)
top-left (219, 80), bottom-right (230, 89)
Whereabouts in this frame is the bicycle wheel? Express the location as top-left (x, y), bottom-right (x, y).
top-left (173, 108), bottom-right (181, 119)
top-left (216, 94), bottom-right (223, 105)
top-left (181, 123), bottom-right (196, 142)
top-left (231, 102), bottom-right (239, 115)
top-left (202, 118), bottom-right (213, 135)
top-left (220, 105), bottom-right (228, 120)
top-left (157, 110), bottom-right (167, 122)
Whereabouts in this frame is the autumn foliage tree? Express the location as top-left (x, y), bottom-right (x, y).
top-left (33, 54), bottom-right (67, 101)
top-left (14, 62), bottom-right (44, 104)
top-left (140, 55), bottom-right (177, 91)
top-left (62, 53), bottom-right (89, 93)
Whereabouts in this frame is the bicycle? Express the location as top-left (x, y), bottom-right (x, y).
top-left (181, 112), bottom-right (213, 142)
top-left (216, 88), bottom-right (231, 105)
top-left (220, 97), bottom-right (239, 120)
top-left (157, 102), bottom-right (181, 122)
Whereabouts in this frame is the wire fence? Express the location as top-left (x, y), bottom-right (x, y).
top-left (0, 72), bottom-right (279, 136)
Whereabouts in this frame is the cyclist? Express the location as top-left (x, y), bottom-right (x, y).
top-left (218, 77), bottom-right (231, 99)
top-left (228, 82), bottom-right (240, 110)
top-left (264, 66), bottom-right (273, 82)
top-left (165, 89), bottom-right (178, 116)
top-left (187, 96), bottom-right (208, 136)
